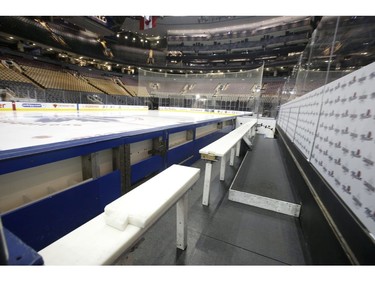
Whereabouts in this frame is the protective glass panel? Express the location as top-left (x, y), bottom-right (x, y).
top-left (138, 65), bottom-right (263, 112)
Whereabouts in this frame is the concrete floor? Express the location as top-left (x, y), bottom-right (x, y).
top-left (115, 139), bottom-right (309, 265)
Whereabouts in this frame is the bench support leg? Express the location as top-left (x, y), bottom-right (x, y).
top-left (251, 126), bottom-right (256, 138)
top-left (202, 161), bottom-right (213, 206)
top-left (236, 141), bottom-right (241, 157)
top-left (230, 147), bottom-right (235, 166)
top-left (220, 154), bottom-right (227, 181)
top-left (176, 193), bottom-right (188, 250)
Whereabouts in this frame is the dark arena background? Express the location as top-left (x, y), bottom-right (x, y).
top-left (0, 7), bottom-right (374, 273)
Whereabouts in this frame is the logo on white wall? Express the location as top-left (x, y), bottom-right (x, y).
top-left (343, 185), bottom-right (351, 194)
top-left (335, 178), bottom-right (341, 186)
top-left (350, 132), bottom-right (359, 139)
top-left (349, 92), bottom-right (358, 102)
top-left (359, 76), bottom-right (366, 83)
top-left (334, 158), bottom-right (341, 165)
top-left (342, 165), bottom-right (349, 174)
top-left (364, 181), bottom-right (375, 193)
top-left (359, 94), bottom-right (367, 101)
top-left (363, 157), bottom-right (374, 167)
top-left (349, 76), bottom-right (357, 86)
top-left (361, 131), bottom-right (373, 141)
top-left (342, 147), bottom-right (349, 155)
top-left (279, 62), bottom-right (375, 235)
top-left (341, 110), bottom-right (349, 117)
top-left (351, 170), bottom-right (362, 180)
top-left (351, 149), bottom-right (361, 158)
top-left (352, 195), bottom-right (362, 207)
top-left (360, 109), bottom-right (371, 119)
top-left (364, 208), bottom-right (375, 222)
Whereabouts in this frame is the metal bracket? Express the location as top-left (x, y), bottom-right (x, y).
top-left (81, 152), bottom-right (99, 180)
top-left (242, 135), bottom-right (253, 150)
top-left (112, 145), bottom-right (131, 194)
top-left (0, 218), bottom-right (8, 265)
top-left (176, 193), bottom-right (188, 250)
top-left (201, 153), bottom-right (217, 161)
top-left (149, 138), bottom-right (166, 156)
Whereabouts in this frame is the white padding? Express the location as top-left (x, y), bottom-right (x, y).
top-left (104, 211), bottom-right (129, 231)
top-left (39, 214), bottom-right (142, 265)
top-left (104, 164), bottom-right (200, 229)
top-left (199, 120), bottom-right (257, 157)
top-left (39, 164), bottom-right (200, 265)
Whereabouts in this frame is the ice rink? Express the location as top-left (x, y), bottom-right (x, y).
top-left (0, 109), bottom-right (236, 155)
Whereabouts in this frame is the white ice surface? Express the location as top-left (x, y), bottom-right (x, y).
top-left (0, 110), bottom-right (233, 152)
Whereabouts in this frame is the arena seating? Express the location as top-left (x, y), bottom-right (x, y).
top-left (21, 65), bottom-right (103, 93)
top-left (215, 82), bottom-right (255, 97)
top-left (16, 57), bottom-right (63, 71)
top-left (85, 77), bottom-right (130, 96)
top-left (188, 82), bottom-right (217, 97)
top-left (0, 64), bottom-right (32, 83)
top-left (146, 80), bottom-right (187, 96)
top-left (0, 63), bottom-right (44, 98)
top-left (0, 56), bottom-right (147, 99)
top-left (167, 17), bottom-right (311, 54)
top-left (125, 85), bottom-right (150, 97)
top-left (262, 80), bottom-right (285, 95)
top-left (1, 53), bottom-right (262, 108)
top-left (171, 33), bottom-right (309, 54)
top-left (120, 76), bottom-right (138, 86)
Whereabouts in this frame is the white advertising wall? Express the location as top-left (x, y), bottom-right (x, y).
top-left (278, 88), bottom-right (323, 159)
top-left (278, 62), bottom-right (375, 236)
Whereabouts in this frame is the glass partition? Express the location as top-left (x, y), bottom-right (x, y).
top-left (288, 16), bottom-right (375, 99)
top-left (138, 65), bottom-right (264, 113)
top-left (278, 16), bottom-right (375, 237)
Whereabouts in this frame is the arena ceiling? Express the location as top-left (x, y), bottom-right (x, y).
top-left (0, 16), bottom-right (319, 76)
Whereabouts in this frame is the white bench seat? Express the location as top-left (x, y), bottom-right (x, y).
top-left (199, 120), bottom-right (257, 157)
top-left (39, 164), bottom-right (200, 265)
top-left (199, 120), bottom-right (257, 206)
top-left (39, 214), bottom-right (142, 265)
top-left (104, 164), bottom-right (200, 230)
